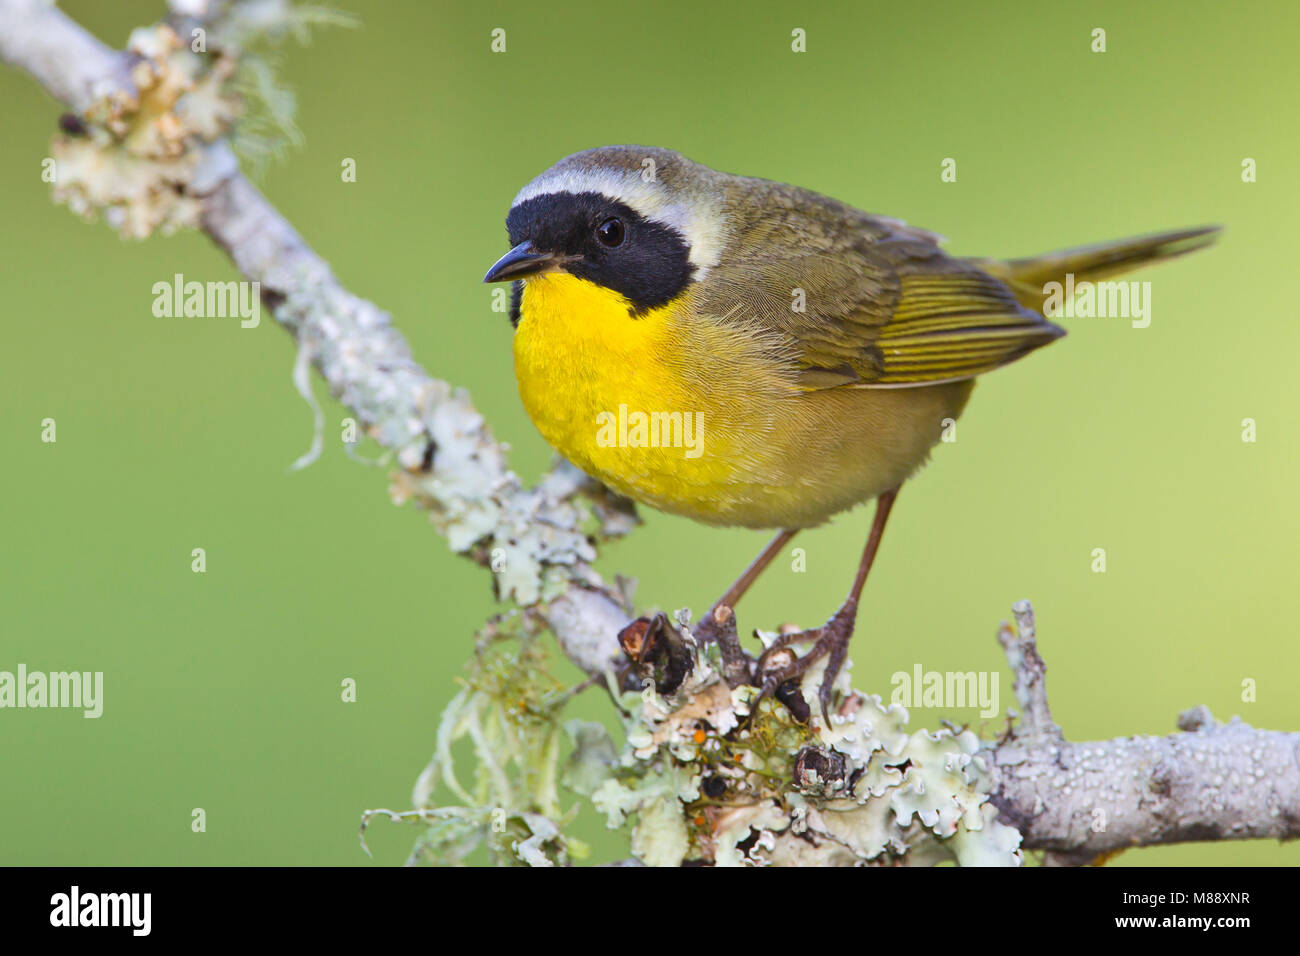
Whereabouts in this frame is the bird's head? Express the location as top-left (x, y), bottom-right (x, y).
top-left (483, 146), bottom-right (728, 316)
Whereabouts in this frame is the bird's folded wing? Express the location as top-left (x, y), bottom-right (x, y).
top-left (700, 236), bottom-right (1064, 390)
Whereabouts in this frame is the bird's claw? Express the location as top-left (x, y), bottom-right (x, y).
top-left (747, 609), bottom-right (857, 727)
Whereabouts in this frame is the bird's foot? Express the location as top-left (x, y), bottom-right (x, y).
top-left (751, 603), bottom-right (858, 727)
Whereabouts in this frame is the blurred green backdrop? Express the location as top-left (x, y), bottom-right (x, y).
top-left (2, 0), bottom-right (1296, 866)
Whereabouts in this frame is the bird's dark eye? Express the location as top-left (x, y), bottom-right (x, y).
top-left (596, 217), bottom-right (625, 247)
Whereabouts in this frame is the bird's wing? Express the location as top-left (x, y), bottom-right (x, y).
top-left (694, 220), bottom-right (1064, 390)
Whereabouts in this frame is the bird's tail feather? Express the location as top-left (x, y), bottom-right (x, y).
top-left (973, 225), bottom-right (1222, 313)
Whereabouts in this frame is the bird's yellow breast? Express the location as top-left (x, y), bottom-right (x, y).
top-left (512, 273), bottom-right (970, 528)
top-left (512, 274), bottom-right (755, 515)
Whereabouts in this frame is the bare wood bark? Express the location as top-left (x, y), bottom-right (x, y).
top-left (983, 604), bottom-right (1299, 862)
top-left (0, 0), bottom-right (136, 112)
top-left (3, 0), bottom-right (1296, 862)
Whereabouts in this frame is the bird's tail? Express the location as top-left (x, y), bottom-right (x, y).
top-left (972, 225), bottom-right (1222, 314)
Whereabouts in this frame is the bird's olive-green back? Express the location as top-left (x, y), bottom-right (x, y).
top-left (696, 175), bottom-right (1064, 388)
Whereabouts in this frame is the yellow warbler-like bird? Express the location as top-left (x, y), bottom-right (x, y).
top-left (484, 145), bottom-right (1219, 721)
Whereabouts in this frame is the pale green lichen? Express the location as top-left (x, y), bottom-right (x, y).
top-left (392, 455), bottom-right (620, 607)
top-left (51, 24), bottom-right (238, 237)
top-left (50, 3), bottom-right (354, 237)
top-left (590, 621), bottom-right (1023, 867)
top-left (381, 620), bottom-right (592, 866)
top-left (372, 583), bottom-right (1024, 866)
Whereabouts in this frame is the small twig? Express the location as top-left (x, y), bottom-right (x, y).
top-left (694, 604), bottom-right (753, 688)
top-left (983, 606), bottom-right (1300, 862)
top-left (996, 599), bottom-right (1061, 742)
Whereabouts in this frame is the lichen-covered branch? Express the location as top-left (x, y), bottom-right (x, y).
top-left (4, 0), bottom-right (1296, 865)
top-left (989, 715), bottom-right (1300, 865)
top-left (983, 622), bottom-right (1300, 863)
top-left (0, 0), bottom-right (628, 677)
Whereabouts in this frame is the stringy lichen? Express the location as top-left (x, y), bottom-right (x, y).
top-left (388, 607), bottom-right (1023, 867)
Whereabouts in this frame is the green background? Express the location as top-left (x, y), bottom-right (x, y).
top-left (2, 0), bottom-right (1296, 866)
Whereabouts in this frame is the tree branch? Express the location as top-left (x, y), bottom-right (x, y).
top-left (0, 0), bottom-right (137, 113)
top-left (983, 609), bottom-right (1300, 862)
top-left (4, 0), bottom-right (1296, 864)
top-left (0, 0), bottom-right (626, 677)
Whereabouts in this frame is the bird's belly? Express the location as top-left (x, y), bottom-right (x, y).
top-left (512, 274), bottom-right (972, 528)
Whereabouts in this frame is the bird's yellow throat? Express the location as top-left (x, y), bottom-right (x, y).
top-left (511, 273), bottom-right (750, 521)
top-left (513, 272), bottom-right (689, 455)
top-left (515, 271), bottom-right (668, 373)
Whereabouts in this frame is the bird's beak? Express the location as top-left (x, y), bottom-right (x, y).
top-left (483, 240), bottom-right (560, 283)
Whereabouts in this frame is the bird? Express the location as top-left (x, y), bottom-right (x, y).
top-left (484, 145), bottom-right (1219, 724)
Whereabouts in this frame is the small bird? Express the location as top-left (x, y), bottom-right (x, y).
top-left (485, 145), bottom-right (1218, 722)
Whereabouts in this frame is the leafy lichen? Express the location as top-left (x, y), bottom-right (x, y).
top-left (598, 623), bottom-right (1023, 866)
top-left (384, 607), bottom-right (1022, 866)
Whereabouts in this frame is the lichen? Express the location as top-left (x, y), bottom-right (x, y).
top-left (51, 25), bottom-right (238, 237)
top-left (592, 620), bottom-right (1024, 867)
top-left (49, 4), bottom-right (354, 237)
top-left (381, 605), bottom-right (1023, 866)
top-left (365, 614), bottom-right (602, 866)
top-left (391, 456), bottom-right (624, 607)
